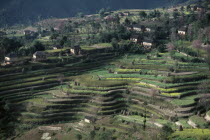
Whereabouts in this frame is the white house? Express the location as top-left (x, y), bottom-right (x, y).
top-left (178, 27), bottom-right (187, 35)
top-left (4, 53), bottom-right (18, 65)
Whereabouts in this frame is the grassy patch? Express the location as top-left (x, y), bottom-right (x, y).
top-left (171, 96), bottom-right (198, 106)
top-left (170, 129), bottom-right (210, 140)
top-left (189, 116), bottom-right (207, 128)
top-left (73, 75), bottom-right (128, 87)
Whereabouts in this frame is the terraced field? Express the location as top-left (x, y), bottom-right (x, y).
top-left (1, 50), bottom-right (210, 139)
top-left (62, 51), bottom-right (210, 130)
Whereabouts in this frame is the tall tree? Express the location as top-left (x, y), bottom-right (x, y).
top-left (192, 40), bottom-right (202, 56)
top-left (139, 11), bottom-right (147, 18)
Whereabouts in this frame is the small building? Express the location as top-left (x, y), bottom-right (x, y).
top-left (145, 27), bottom-right (152, 32)
top-left (191, 5), bottom-right (197, 11)
top-left (123, 12), bottom-right (130, 16)
top-left (118, 12), bottom-right (124, 17)
top-left (178, 27), bottom-right (187, 35)
top-left (24, 30), bottom-right (35, 35)
top-left (54, 21), bottom-right (65, 32)
top-left (130, 35), bottom-right (142, 43)
top-left (142, 39), bottom-right (154, 48)
top-left (33, 51), bottom-right (47, 61)
top-left (4, 53), bottom-right (18, 65)
top-left (173, 8), bottom-right (178, 12)
top-left (53, 45), bottom-right (63, 50)
top-left (104, 15), bottom-right (116, 22)
top-left (84, 116), bottom-right (97, 124)
top-left (70, 45), bottom-right (81, 55)
top-left (133, 25), bottom-right (145, 32)
top-left (197, 6), bottom-right (205, 11)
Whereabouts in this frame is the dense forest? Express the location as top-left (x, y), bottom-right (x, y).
top-left (0, 0), bottom-right (189, 26)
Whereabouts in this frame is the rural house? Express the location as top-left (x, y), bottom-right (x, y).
top-left (84, 116), bottom-right (97, 124)
top-left (4, 53), bottom-right (18, 65)
top-left (133, 25), bottom-right (145, 32)
top-left (53, 45), bottom-right (63, 50)
top-left (142, 39), bottom-right (154, 48)
top-left (70, 45), bottom-right (81, 55)
top-left (178, 27), bottom-right (187, 35)
top-left (118, 12), bottom-right (124, 17)
top-left (197, 6), bottom-right (205, 11)
top-left (123, 12), bottom-right (130, 16)
top-left (104, 15), bottom-right (117, 22)
top-left (145, 27), bottom-right (152, 32)
top-left (33, 51), bottom-right (47, 61)
top-left (24, 30), bottom-right (35, 36)
top-left (130, 35), bottom-right (142, 43)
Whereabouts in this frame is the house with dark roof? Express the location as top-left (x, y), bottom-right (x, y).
top-left (4, 53), bottom-right (18, 65)
top-left (33, 51), bottom-right (47, 61)
top-left (53, 45), bottom-right (63, 50)
top-left (130, 35), bottom-right (142, 43)
top-left (142, 39), bottom-right (154, 48)
top-left (178, 27), bottom-right (187, 35)
top-left (24, 30), bottom-right (35, 36)
top-left (70, 45), bottom-right (81, 55)
top-left (84, 116), bottom-right (97, 123)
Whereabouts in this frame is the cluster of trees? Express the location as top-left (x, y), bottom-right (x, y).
top-left (0, 38), bottom-right (22, 59)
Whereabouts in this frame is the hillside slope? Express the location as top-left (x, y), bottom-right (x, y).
top-left (0, 0), bottom-right (188, 26)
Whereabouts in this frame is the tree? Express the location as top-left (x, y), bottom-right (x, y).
top-left (173, 11), bottom-right (179, 19)
top-left (139, 11), bottom-right (147, 18)
top-left (0, 38), bottom-right (22, 55)
top-left (166, 43), bottom-right (175, 52)
top-left (192, 40), bottom-right (202, 56)
top-left (186, 5), bottom-right (191, 11)
top-left (197, 80), bottom-right (210, 112)
top-left (180, 6), bottom-right (184, 11)
top-left (205, 46), bottom-right (210, 70)
top-left (99, 8), bottom-right (106, 18)
top-left (76, 133), bottom-right (82, 140)
top-left (187, 24), bottom-right (193, 41)
top-left (166, 43), bottom-right (175, 58)
top-left (160, 124), bottom-right (173, 139)
top-left (170, 28), bottom-right (178, 42)
top-left (150, 89), bottom-right (158, 104)
top-left (50, 33), bottom-right (59, 40)
top-left (33, 41), bottom-right (45, 51)
top-left (203, 27), bottom-right (210, 44)
top-left (111, 38), bottom-right (118, 49)
top-left (124, 18), bottom-right (131, 26)
top-left (143, 101), bottom-right (148, 131)
top-left (77, 12), bottom-right (84, 18)
top-left (58, 74), bottom-right (65, 91)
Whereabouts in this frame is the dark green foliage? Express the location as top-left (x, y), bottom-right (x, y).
top-left (99, 25), bottom-right (131, 43)
top-left (0, 38), bottom-right (22, 54)
top-left (160, 124), bottom-right (174, 140)
top-left (33, 41), bottom-right (45, 51)
top-left (0, 100), bottom-right (18, 139)
top-left (50, 33), bottom-right (59, 40)
top-left (139, 11), bottom-right (147, 18)
top-left (76, 133), bottom-right (82, 140)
